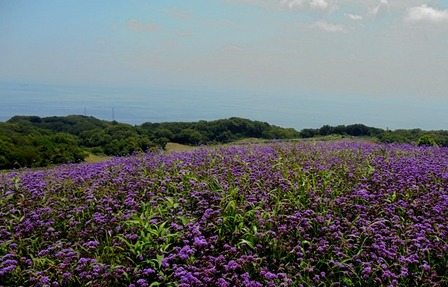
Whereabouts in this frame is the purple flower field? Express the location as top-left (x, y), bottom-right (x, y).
top-left (1, 141), bottom-right (448, 286)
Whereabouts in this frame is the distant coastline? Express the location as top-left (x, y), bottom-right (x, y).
top-left (1, 82), bottom-right (447, 130)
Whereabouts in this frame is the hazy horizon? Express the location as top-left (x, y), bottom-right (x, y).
top-left (1, 81), bottom-right (447, 131)
top-left (1, 1), bottom-right (447, 130)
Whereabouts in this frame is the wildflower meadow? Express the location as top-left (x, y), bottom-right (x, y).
top-left (1, 141), bottom-right (448, 286)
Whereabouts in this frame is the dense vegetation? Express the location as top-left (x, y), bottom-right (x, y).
top-left (1, 115), bottom-right (447, 170)
top-left (0, 116), bottom-right (298, 170)
top-left (300, 124), bottom-right (448, 146)
top-left (1, 141), bottom-right (448, 286)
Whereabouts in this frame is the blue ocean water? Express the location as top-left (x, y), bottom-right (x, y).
top-left (0, 82), bottom-right (446, 130)
top-left (0, 82), bottom-right (329, 128)
top-left (0, 82), bottom-right (245, 125)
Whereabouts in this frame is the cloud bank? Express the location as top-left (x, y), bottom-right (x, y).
top-left (368, 0), bottom-right (390, 16)
top-left (312, 20), bottom-right (347, 32)
top-left (281, 0), bottom-right (338, 11)
top-left (404, 5), bottom-right (448, 23)
top-left (345, 13), bottom-right (363, 20)
top-left (231, 0), bottom-right (448, 26)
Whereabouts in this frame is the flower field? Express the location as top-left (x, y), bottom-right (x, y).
top-left (1, 141), bottom-right (448, 286)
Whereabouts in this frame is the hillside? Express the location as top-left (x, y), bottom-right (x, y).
top-left (1, 141), bottom-right (448, 285)
top-left (0, 115), bottom-right (299, 169)
top-left (1, 115), bottom-right (447, 170)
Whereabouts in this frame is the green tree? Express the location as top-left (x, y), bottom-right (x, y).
top-left (319, 125), bottom-right (334, 136)
top-left (0, 139), bottom-right (16, 169)
top-left (154, 128), bottom-right (175, 141)
top-left (417, 135), bottom-right (437, 146)
top-left (177, 129), bottom-right (206, 145)
top-left (215, 131), bottom-right (234, 143)
top-left (300, 129), bottom-right (318, 138)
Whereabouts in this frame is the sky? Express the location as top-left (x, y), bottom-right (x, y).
top-left (1, 0), bottom-right (448, 129)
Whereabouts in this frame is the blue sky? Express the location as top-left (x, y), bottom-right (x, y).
top-left (1, 0), bottom-right (448, 128)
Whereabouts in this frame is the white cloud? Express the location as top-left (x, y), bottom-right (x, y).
top-left (310, 0), bottom-right (328, 9)
top-left (312, 20), bottom-right (347, 32)
top-left (281, 0), bottom-right (338, 11)
top-left (368, 0), bottom-right (389, 16)
top-left (404, 5), bottom-right (448, 23)
top-left (345, 13), bottom-right (363, 20)
top-left (281, 0), bottom-right (306, 9)
top-left (127, 19), bottom-right (159, 32)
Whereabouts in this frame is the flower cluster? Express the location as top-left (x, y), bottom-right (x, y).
top-left (1, 141), bottom-right (448, 286)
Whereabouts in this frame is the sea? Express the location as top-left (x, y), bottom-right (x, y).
top-left (0, 82), bottom-right (447, 130)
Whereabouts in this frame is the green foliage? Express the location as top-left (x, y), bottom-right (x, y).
top-left (115, 199), bottom-right (189, 286)
top-left (0, 116), bottom-right (302, 169)
top-left (8, 115), bottom-right (109, 135)
top-left (379, 129), bottom-right (420, 144)
top-left (300, 128), bottom-right (319, 138)
top-left (300, 123), bottom-right (448, 147)
top-left (379, 129), bottom-right (448, 146)
top-left (2, 114), bottom-right (448, 170)
top-left (0, 120), bottom-right (88, 169)
top-left (379, 131), bottom-right (411, 144)
top-left (141, 117), bottom-right (300, 145)
top-left (302, 123), bottom-right (383, 138)
top-left (177, 129), bottom-right (205, 144)
top-left (417, 135), bottom-right (437, 146)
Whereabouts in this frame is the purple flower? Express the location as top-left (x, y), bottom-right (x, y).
top-left (3, 141), bottom-right (448, 286)
top-left (193, 236), bottom-right (207, 248)
top-left (92, 264), bottom-right (101, 273)
top-left (136, 278), bottom-right (148, 287)
top-left (1, 259), bottom-right (18, 266)
top-left (83, 240), bottom-right (100, 249)
top-left (400, 266), bottom-right (408, 277)
top-left (178, 245), bottom-right (195, 260)
top-left (78, 257), bottom-right (90, 264)
top-left (38, 249), bottom-right (50, 256)
top-left (40, 276), bottom-right (50, 284)
top-left (180, 272), bottom-right (201, 284)
top-left (362, 267), bottom-right (372, 279)
top-left (420, 264), bottom-right (430, 272)
top-left (0, 265), bottom-right (17, 276)
top-left (161, 257), bottom-right (170, 268)
top-left (142, 268), bottom-right (155, 275)
top-left (262, 270), bottom-right (278, 280)
top-left (113, 268), bottom-right (126, 279)
top-left (224, 260), bottom-right (240, 271)
top-left (216, 278), bottom-right (231, 287)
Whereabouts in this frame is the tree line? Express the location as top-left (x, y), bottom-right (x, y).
top-left (0, 116), bottom-right (298, 169)
top-left (0, 115), bottom-right (446, 170)
top-left (300, 124), bottom-right (448, 146)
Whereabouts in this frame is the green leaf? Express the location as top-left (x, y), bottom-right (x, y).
top-left (238, 239), bottom-right (255, 249)
top-left (155, 254), bottom-right (164, 269)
